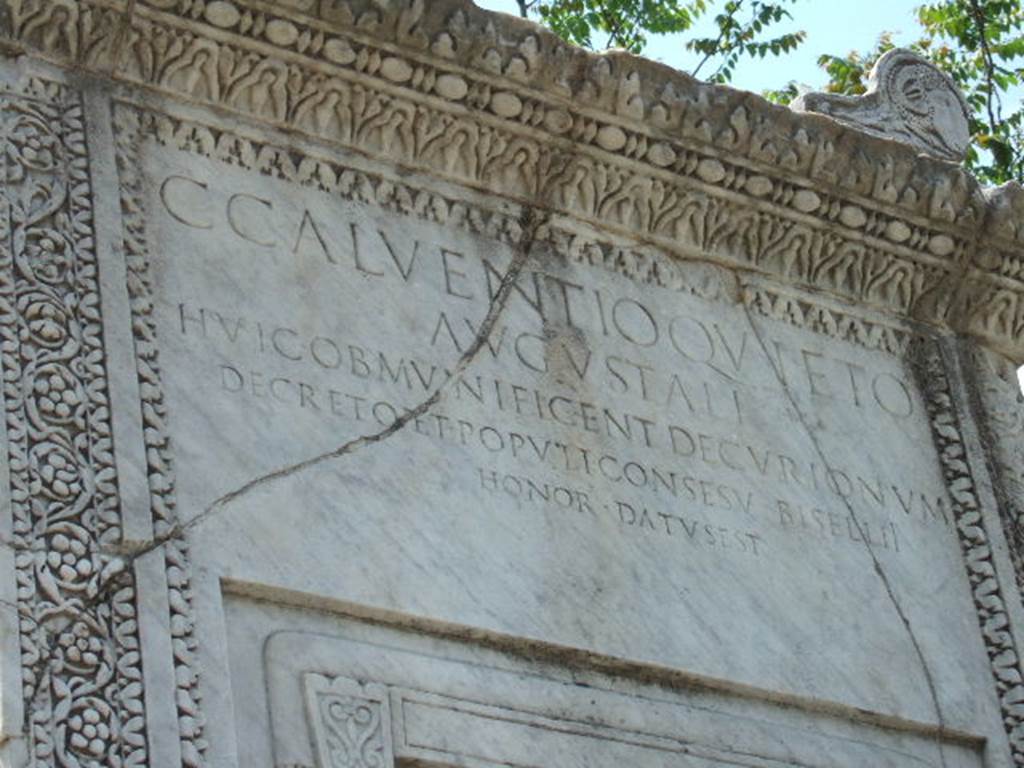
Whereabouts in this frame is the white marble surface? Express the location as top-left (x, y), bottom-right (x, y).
top-left (794, 49), bottom-right (972, 162)
top-left (133, 112), bottom-right (1001, 765)
top-left (2, 2), bottom-right (1024, 765)
top-left (231, 597), bottom-right (981, 768)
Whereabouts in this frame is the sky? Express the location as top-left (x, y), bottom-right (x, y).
top-left (472, 1), bottom-right (1024, 389)
top-left (471, 0), bottom-right (924, 94)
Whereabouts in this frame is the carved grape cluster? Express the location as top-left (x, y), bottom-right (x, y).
top-left (47, 526), bottom-right (97, 587)
top-left (32, 363), bottom-right (84, 426)
top-left (24, 226), bottom-right (75, 285)
top-left (7, 112), bottom-right (63, 181)
top-left (61, 696), bottom-right (118, 764)
top-left (0, 93), bottom-right (147, 768)
top-left (55, 620), bottom-right (106, 675)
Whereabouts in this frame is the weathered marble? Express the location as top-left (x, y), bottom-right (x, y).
top-left (794, 49), bottom-right (972, 163)
top-left (0, 2), bottom-right (1022, 768)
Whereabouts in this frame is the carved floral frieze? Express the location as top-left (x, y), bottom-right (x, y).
top-left (1, 3), bottom-right (1024, 768)
top-left (0, 80), bottom-right (148, 768)
top-left (3, 0), bottom-right (1024, 359)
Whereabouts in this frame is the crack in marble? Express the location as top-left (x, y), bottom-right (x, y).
top-left (17, 205), bottom-right (548, 718)
top-left (740, 302), bottom-right (950, 768)
top-left (123, 205), bottom-right (544, 560)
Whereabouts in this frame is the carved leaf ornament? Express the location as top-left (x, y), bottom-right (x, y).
top-left (3, 0), bottom-right (1024, 355)
top-left (0, 88), bottom-right (147, 767)
top-left (0, 3), bottom-right (1023, 768)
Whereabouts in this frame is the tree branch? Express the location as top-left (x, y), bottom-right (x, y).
top-left (692, 1), bottom-right (745, 78)
top-left (599, 4), bottom-right (627, 49)
top-left (968, 0), bottom-right (1002, 130)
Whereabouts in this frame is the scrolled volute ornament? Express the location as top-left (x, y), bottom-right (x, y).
top-left (6, 109), bottom-right (64, 181)
top-left (792, 48), bottom-right (971, 163)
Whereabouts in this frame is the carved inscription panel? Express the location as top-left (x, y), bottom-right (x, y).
top-left (118, 107), bottom-right (1004, 751)
top-left (229, 594), bottom-right (984, 768)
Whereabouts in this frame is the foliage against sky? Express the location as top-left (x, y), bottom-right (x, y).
top-left (807, 1), bottom-right (1024, 184)
top-left (514, 0), bottom-right (1024, 184)
top-left (516, 0), bottom-right (805, 83)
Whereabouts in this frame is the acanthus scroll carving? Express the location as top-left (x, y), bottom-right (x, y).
top-left (0, 84), bottom-right (148, 767)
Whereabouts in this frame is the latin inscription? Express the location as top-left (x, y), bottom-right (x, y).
top-left (155, 167), bottom-right (952, 567)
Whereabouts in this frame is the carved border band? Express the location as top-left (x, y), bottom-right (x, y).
top-left (112, 104), bottom-right (207, 768)
top-left (112, 97), bottom-right (1022, 766)
top-left (0, 2), bottom-right (1021, 767)
top-left (966, 349), bottom-right (1024, 607)
top-left (0, 80), bottom-right (148, 766)
top-left (3, 0), bottom-right (1024, 359)
top-left (118, 101), bottom-right (923, 356)
top-left (916, 342), bottom-right (1024, 762)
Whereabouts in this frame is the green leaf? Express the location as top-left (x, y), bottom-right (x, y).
top-left (529, 0), bottom-right (1022, 183)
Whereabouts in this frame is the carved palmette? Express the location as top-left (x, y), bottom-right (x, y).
top-left (304, 675), bottom-right (394, 768)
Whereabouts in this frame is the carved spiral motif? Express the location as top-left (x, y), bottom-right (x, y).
top-left (0, 90), bottom-right (148, 767)
top-left (0, 6), bottom-right (1020, 768)
top-left (6, 112), bottom-right (63, 180)
top-left (320, 694), bottom-right (386, 768)
top-left (19, 292), bottom-right (73, 348)
top-left (877, 51), bottom-right (971, 160)
top-left (30, 439), bottom-right (86, 506)
top-left (23, 226), bottom-right (75, 285)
